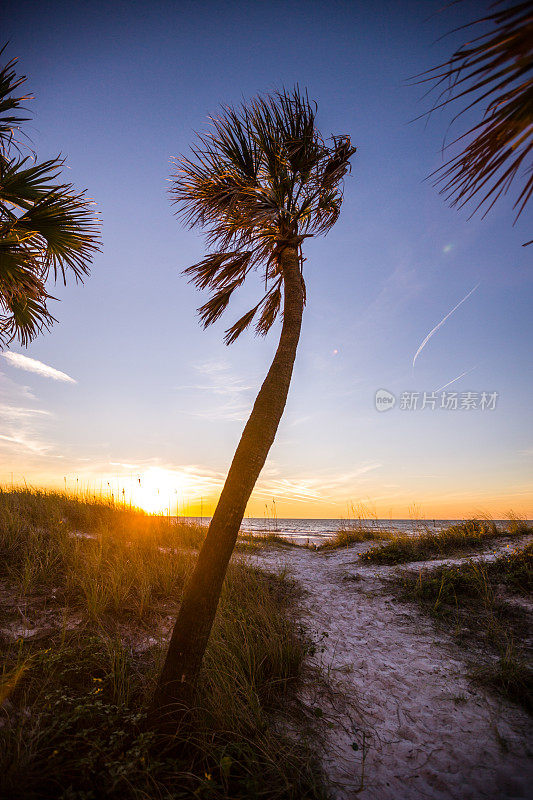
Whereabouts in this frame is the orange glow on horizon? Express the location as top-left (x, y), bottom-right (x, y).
top-left (2, 468), bottom-right (531, 520)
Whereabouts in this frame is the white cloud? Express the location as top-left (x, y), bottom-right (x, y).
top-left (2, 352), bottom-right (77, 384)
top-left (0, 374), bottom-right (55, 462)
top-left (254, 477), bottom-right (325, 503)
top-left (518, 448), bottom-right (533, 458)
top-left (0, 404), bottom-right (51, 421)
top-left (177, 360), bottom-right (256, 421)
top-left (356, 264), bottom-right (421, 329)
top-left (0, 433), bottom-right (49, 455)
top-left (253, 462), bottom-right (384, 504)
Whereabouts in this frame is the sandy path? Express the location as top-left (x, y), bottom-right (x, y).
top-left (251, 545), bottom-right (533, 800)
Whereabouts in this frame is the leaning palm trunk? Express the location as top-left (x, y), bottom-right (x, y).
top-left (151, 87), bottom-right (355, 722)
top-left (152, 245), bottom-right (304, 713)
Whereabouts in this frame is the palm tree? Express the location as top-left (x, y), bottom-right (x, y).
top-left (417, 1), bottom-right (533, 224)
top-left (152, 88), bottom-right (355, 715)
top-left (0, 49), bottom-right (100, 347)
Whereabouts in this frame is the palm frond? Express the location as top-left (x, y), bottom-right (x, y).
top-left (222, 276), bottom-right (283, 344)
top-left (321, 136), bottom-right (357, 191)
top-left (197, 284), bottom-right (238, 327)
top-left (255, 280), bottom-right (282, 337)
top-left (223, 306), bottom-right (259, 345)
top-left (0, 48), bottom-right (101, 346)
top-left (0, 156), bottom-right (62, 207)
top-left (0, 237), bottom-right (55, 347)
top-left (14, 187), bottom-right (101, 282)
top-left (0, 47), bottom-right (31, 158)
top-left (415, 2), bottom-right (533, 220)
top-left (183, 251), bottom-right (253, 290)
top-left (0, 294), bottom-right (55, 347)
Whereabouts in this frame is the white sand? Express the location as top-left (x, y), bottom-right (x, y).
top-left (251, 545), bottom-right (533, 800)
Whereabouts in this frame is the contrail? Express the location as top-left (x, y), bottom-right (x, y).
top-left (413, 283), bottom-right (480, 368)
top-left (435, 366), bottom-right (476, 394)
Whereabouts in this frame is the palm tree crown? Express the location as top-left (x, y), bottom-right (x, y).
top-left (171, 87), bottom-right (355, 344)
top-left (0, 50), bottom-right (100, 347)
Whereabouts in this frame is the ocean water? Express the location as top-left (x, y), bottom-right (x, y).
top-left (179, 517), bottom-right (506, 545)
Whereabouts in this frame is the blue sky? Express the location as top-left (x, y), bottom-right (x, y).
top-left (1, 0), bottom-right (531, 518)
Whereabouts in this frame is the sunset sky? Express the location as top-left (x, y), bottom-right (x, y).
top-left (1, 0), bottom-right (531, 519)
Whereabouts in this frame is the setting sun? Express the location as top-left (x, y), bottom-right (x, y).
top-left (129, 467), bottom-right (185, 514)
top-left (121, 467), bottom-right (218, 514)
top-left (100, 466), bottom-right (225, 515)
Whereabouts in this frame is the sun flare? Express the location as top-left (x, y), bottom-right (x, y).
top-left (128, 467), bottom-right (187, 514)
top-left (106, 466), bottom-right (220, 515)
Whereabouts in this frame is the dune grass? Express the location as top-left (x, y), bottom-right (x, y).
top-left (318, 526), bottom-right (393, 551)
top-left (239, 526), bottom-right (392, 552)
top-left (237, 531), bottom-right (302, 550)
top-left (360, 518), bottom-right (531, 565)
top-left (0, 488), bottom-right (205, 620)
top-left (316, 504), bottom-right (396, 550)
top-left (395, 542), bottom-right (533, 711)
top-left (0, 488), bottom-right (327, 800)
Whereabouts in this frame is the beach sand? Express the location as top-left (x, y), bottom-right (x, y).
top-left (252, 543), bottom-right (533, 800)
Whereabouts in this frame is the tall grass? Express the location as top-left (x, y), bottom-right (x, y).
top-left (317, 503), bottom-right (396, 550)
top-left (318, 527), bottom-right (392, 551)
top-left (360, 518), bottom-right (531, 565)
top-left (0, 488), bottom-right (205, 620)
top-left (0, 489), bottom-right (327, 799)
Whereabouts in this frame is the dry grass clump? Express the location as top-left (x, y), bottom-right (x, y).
top-left (396, 542), bottom-right (533, 711)
top-left (237, 531), bottom-right (301, 550)
top-left (507, 512), bottom-right (533, 537)
top-left (360, 518), bottom-right (528, 565)
top-left (317, 504), bottom-right (395, 550)
top-left (0, 489), bottom-right (327, 799)
top-left (484, 540), bottom-right (533, 595)
top-left (318, 526), bottom-right (392, 551)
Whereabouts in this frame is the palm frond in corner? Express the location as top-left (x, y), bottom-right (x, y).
top-left (414, 2), bottom-right (533, 223)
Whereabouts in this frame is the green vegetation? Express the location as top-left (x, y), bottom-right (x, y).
top-left (396, 543), bottom-right (533, 712)
top-left (360, 519), bottom-right (530, 565)
top-left (0, 489), bottom-right (327, 799)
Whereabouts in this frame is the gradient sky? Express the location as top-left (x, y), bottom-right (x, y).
top-left (1, 0), bottom-right (532, 519)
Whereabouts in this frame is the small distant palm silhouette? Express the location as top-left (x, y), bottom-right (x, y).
top-left (153, 87), bottom-right (355, 715)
